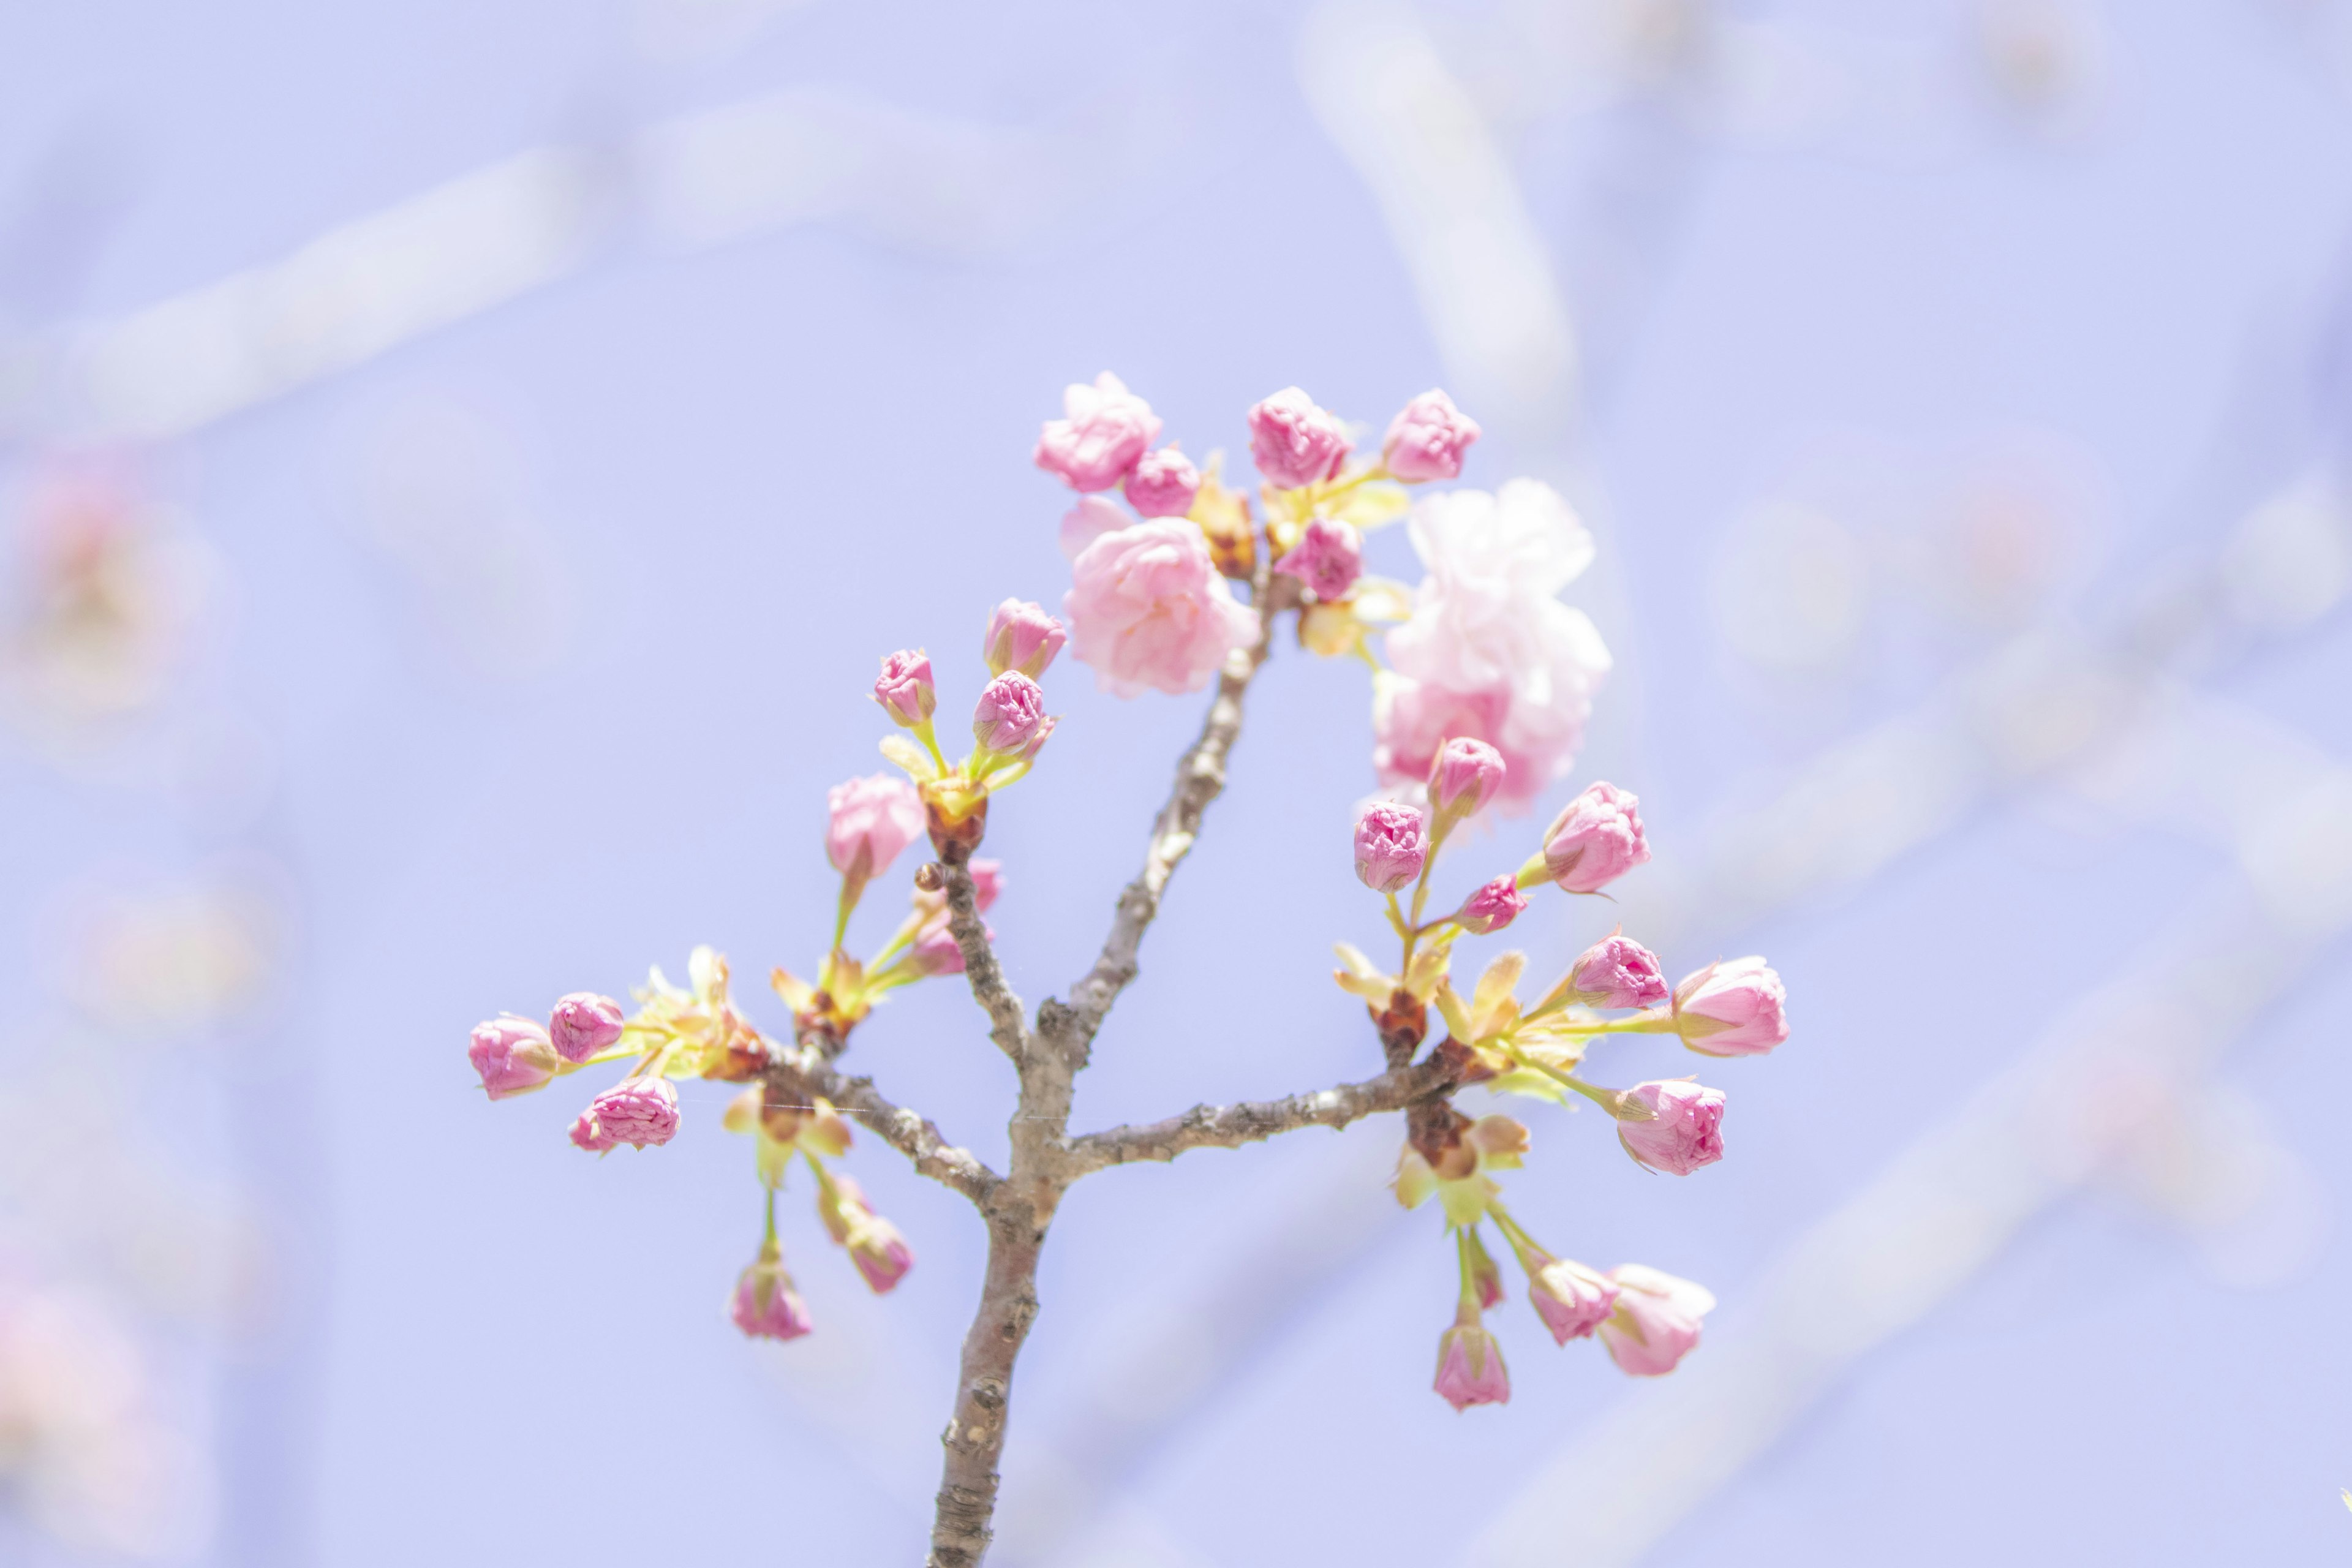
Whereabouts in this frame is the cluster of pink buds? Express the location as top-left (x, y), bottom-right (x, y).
top-left (1337, 746), bottom-right (1787, 1406)
top-left (870, 599), bottom-right (1065, 858)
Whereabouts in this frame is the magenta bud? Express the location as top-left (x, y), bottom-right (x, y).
top-left (1272, 516), bottom-right (1364, 601)
top-left (1615, 1080), bottom-right (1727, 1175)
top-left (1673, 957), bottom-right (1789, 1057)
top-left (1597, 1265), bottom-right (1715, 1377)
top-left (850, 1222), bottom-right (914, 1294)
top-left (548, 993), bottom-right (625, 1063)
top-left (1455, 876), bottom-right (1528, 935)
top-left (1381, 388), bottom-right (1482, 482)
top-left (1035, 372), bottom-right (1161, 492)
top-left (1429, 736), bottom-right (1506, 818)
top-left (972, 671), bottom-right (1049, 755)
top-left (1121, 445), bottom-right (1202, 518)
top-left (469, 1016), bottom-right (559, 1099)
top-left (1542, 782), bottom-right (1650, 894)
top-left (731, 1250), bottom-right (813, 1341)
top-left (582, 1076), bottom-right (679, 1150)
top-left (1528, 1257), bottom-right (1619, 1344)
top-left (1569, 934), bottom-right (1669, 1009)
top-left (1352, 801), bottom-right (1428, 894)
top-left (1433, 1313), bottom-right (1510, 1411)
top-left (982, 600), bottom-right (1067, 680)
top-left (1246, 385), bottom-right (1352, 489)
top-left (872, 649), bottom-right (937, 728)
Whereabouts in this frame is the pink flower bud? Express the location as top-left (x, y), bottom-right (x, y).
top-left (1569, 934), bottom-right (1668, 1009)
top-left (731, 1251), bottom-right (813, 1341)
top-left (1433, 1314), bottom-right (1510, 1411)
top-left (1528, 1257), bottom-right (1618, 1344)
top-left (817, 1174), bottom-right (916, 1294)
top-left (982, 600), bottom-right (1066, 679)
top-left (548, 993), bottom-right (625, 1064)
top-left (1272, 516), bottom-right (1363, 600)
top-left (826, 774), bottom-right (925, 883)
top-left (568, 1107), bottom-right (617, 1152)
top-left (1673, 957), bottom-right (1788, 1057)
top-left (1382, 388), bottom-right (1482, 482)
top-left (1615, 1080), bottom-right (1727, 1175)
top-left (1121, 446), bottom-right (1201, 518)
top-left (1597, 1265), bottom-right (1714, 1376)
top-left (1246, 385), bottom-right (1352, 489)
top-left (1429, 736), bottom-right (1506, 818)
top-left (972, 671), bottom-right (1048, 755)
top-left (1353, 801), bottom-right (1428, 893)
top-left (1455, 875), bottom-right (1527, 935)
top-left (1541, 782), bottom-right (1649, 894)
top-left (1035, 372), bottom-right (1161, 492)
top-left (582, 1076), bottom-right (680, 1150)
top-left (469, 1016), bottom-right (559, 1099)
top-left (872, 649), bottom-right (936, 728)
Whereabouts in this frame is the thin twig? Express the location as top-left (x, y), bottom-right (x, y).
top-left (767, 1041), bottom-right (1000, 1205)
top-left (940, 860), bottom-right (1030, 1064)
top-left (1063, 1055), bottom-right (1460, 1176)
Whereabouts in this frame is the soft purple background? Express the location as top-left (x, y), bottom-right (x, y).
top-left (4, 2), bottom-right (2350, 1564)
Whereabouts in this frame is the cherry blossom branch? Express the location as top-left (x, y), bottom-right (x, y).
top-left (934, 859), bottom-right (1031, 1063)
top-left (767, 1042), bottom-right (1000, 1205)
top-left (1037, 565), bottom-right (1293, 1072)
top-left (1063, 1054), bottom-right (1461, 1176)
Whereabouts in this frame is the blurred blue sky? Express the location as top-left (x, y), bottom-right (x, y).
top-left (3, 2), bottom-right (2351, 1565)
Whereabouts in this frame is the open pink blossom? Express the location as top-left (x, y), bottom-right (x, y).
top-left (1528, 1257), bottom-right (1618, 1344)
top-left (1034, 372), bottom-right (1161, 492)
top-left (973, 671), bottom-right (1048, 755)
top-left (1382, 388), bottom-right (1482, 481)
top-left (1065, 519), bottom-right (1257, 698)
top-left (1246, 386), bottom-right (1352, 488)
top-left (1352, 801), bottom-right (1428, 893)
top-left (585, 1076), bottom-right (680, 1150)
top-left (872, 649), bottom-right (936, 728)
top-left (1433, 1316), bottom-right (1510, 1410)
top-left (1122, 446), bottom-right (1201, 518)
top-left (1542, 782), bottom-right (1649, 893)
top-left (731, 1254), bottom-right (813, 1341)
top-left (1673, 957), bottom-right (1789, 1057)
top-left (983, 600), bottom-right (1066, 679)
top-left (1616, 1080), bottom-right (1727, 1176)
top-left (1455, 876), bottom-right (1526, 935)
top-left (1597, 1265), bottom-right (1714, 1376)
top-left (469, 1016), bottom-right (558, 1099)
top-left (1570, 933), bottom-right (1668, 1009)
top-left (1058, 496), bottom-right (1128, 560)
top-left (826, 774), bottom-right (925, 883)
top-left (549, 993), bottom-right (625, 1063)
top-left (1273, 516), bottom-right (1363, 601)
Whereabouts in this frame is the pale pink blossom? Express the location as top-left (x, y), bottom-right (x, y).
top-left (731, 1254), bottom-right (813, 1341)
top-left (549, 993), bottom-right (625, 1064)
top-left (586, 1076), bottom-right (680, 1150)
top-left (1616, 1080), bottom-right (1727, 1175)
top-left (1528, 1257), bottom-right (1618, 1344)
top-left (1382, 388), bottom-right (1482, 482)
top-left (1542, 782), bottom-right (1649, 893)
top-left (1455, 875), bottom-right (1527, 935)
top-left (1065, 519), bottom-right (1257, 698)
top-left (826, 774), bottom-right (925, 883)
top-left (1352, 801), bottom-right (1428, 893)
top-left (1058, 496), bottom-right (1128, 561)
top-left (1433, 1316), bottom-right (1510, 1410)
top-left (1035, 372), bottom-right (1160, 492)
top-left (1273, 517), bottom-right (1363, 601)
top-left (469, 1016), bottom-right (559, 1099)
top-left (1597, 1265), bottom-right (1714, 1376)
top-left (1569, 933), bottom-right (1668, 1009)
top-left (1378, 481), bottom-right (1611, 809)
top-left (872, 649), bottom-right (936, 728)
top-left (1122, 446), bottom-right (1202, 518)
top-left (1246, 386), bottom-right (1352, 488)
top-left (983, 600), bottom-right (1066, 679)
top-left (1429, 736), bottom-right (1506, 818)
top-left (1673, 957), bottom-right (1789, 1057)
top-left (973, 671), bottom-right (1048, 755)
